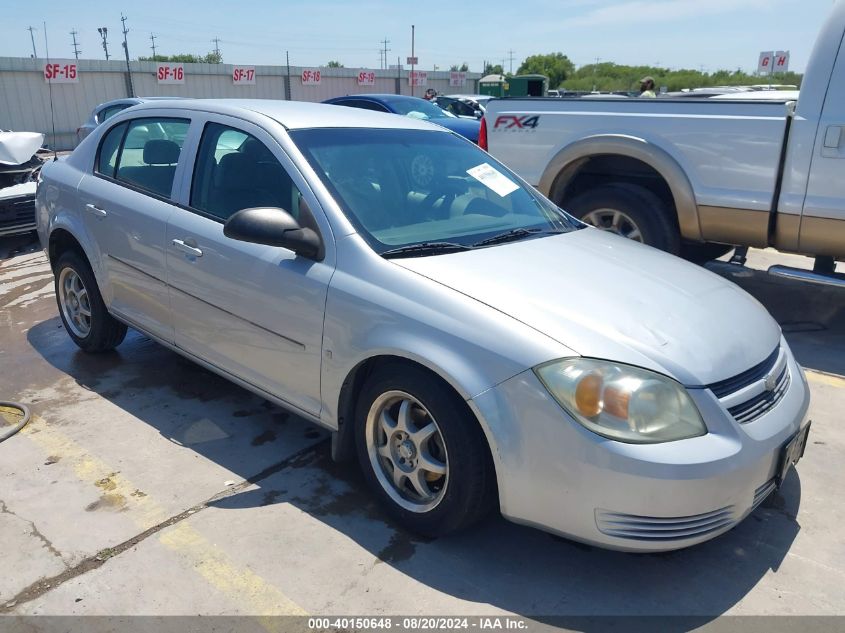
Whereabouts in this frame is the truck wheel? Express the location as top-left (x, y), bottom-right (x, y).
top-left (565, 183), bottom-right (680, 254)
top-left (355, 364), bottom-right (496, 537)
top-left (55, 250), bottom-right (127, 352)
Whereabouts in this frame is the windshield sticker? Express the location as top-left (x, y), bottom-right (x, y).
top-left (466, 163), bottom-right (520, 197)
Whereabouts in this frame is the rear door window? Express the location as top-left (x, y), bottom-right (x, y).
top-left (103, 117), bottom-right (190, 198)
top-left (96, 123), bottom-right (127, 178)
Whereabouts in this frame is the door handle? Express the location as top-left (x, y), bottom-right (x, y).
top-left (172, 238), bottom-right (203, 257)
top-left (85, 203), bottom-right (108, 217)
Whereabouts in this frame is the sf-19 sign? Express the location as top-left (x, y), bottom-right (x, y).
top-left (233, 67), bottom-right (256, 84)
top-left (44, 62), bottom-right (78, 83)
top-left (157, 64), bottom-right (185, 84)
top-left (301, 69), bottom-right (321, 85)
top-left (357, 71), bottom-right (376, 86)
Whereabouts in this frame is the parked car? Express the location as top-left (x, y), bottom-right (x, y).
top-left (323, 94), bottom-right (481, 143)
top-left (481, 1), bottom-right (845, 284)
top-left (76, 97), bottom-right (179, 145)
top-left (0, 131), bottom-right (46, 236)
top-left (37, 98), bottom-right (810, 551)
top-left (434, 96), bottom-right (483, 119)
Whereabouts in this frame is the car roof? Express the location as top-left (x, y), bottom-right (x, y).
top-left (125, 98), bottom-right (446, 131)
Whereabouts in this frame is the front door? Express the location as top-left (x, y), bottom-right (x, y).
top-left (165, 118), bottom-right (333, 416)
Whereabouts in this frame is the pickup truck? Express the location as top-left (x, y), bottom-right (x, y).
top-left (481, 2), bottom-right (845, 285)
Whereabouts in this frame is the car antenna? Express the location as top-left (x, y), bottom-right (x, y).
top-left (43, 20), bottom-right (58, 161)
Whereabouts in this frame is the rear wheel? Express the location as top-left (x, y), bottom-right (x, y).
top-left (565, 183), bottom-right (680, 254)
top-left (355, 364), bottom-right (496, 537)
top-left (55, 250), bottom-right (127, 352)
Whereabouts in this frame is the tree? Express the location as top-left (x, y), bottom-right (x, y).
top-left (516, 53), bottom-right (574, 88)
top-left (483, 62), bottom-right (504, 76)
top-left (138, 51), bottom-right (221, 63)
top-left (450, 62), bottom-right (469, 72)
top-left (326, 60), bottom-right (344, 68)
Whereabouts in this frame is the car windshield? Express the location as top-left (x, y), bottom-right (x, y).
top-left (383, 98), bottom-right (456, 120)
top-left (290, 128), bottom-right (582, 255)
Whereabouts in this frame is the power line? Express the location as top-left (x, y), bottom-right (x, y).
top-left (380, 38), bottom-right (390, 70)
top-left (150, 33), bottom-right (157, 61)
top-left (507, 49), bottom-right (516, 74)
top-left (27, 26), bottom-right (38, 58)
top-left (212, 36), bottom-right (221, 61)
top-left (70, 29), bottom-right (80, 59)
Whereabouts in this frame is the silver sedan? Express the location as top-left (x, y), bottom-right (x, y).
top-left (37, 99), bottom-right (810, 551)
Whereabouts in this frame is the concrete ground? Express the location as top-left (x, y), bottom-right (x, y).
top-left (0, 232), bottom-right (844, 623)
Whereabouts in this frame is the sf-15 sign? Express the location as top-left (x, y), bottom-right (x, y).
top-left (157, 64), bottom-right (184, 84)
top-left (44, 62), bottom-right (78, 83)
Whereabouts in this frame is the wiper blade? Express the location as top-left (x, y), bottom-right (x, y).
top-left (472, 227), bottom-right (563, 247)
top-left (381, 241), bottom-right (474, 259)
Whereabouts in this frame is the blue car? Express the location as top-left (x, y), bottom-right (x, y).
top-left (322, 94), bottom-right (481, 143)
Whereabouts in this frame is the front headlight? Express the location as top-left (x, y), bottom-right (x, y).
top-left (534, 358), bottom-right (707, 444)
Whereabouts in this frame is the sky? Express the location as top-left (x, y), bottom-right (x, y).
top-left (0, 0), bottom-right (837, 74)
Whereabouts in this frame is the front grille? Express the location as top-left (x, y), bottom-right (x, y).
top-left (0, 195), bottom-right (36, 233)
top-left (708, 347), bottom-right (779, 398)
top-left (727, 365), bottom-right (790, 424)
top-left (595, 506), bottom-right (735, 541)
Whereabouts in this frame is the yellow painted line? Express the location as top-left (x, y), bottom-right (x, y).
top-left (19, 415), bottom-right (307, 619)
top-left (806, 370), bottom-right (845, 389)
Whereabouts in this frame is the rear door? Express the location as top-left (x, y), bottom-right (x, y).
top-left (165, 114), bottom-right (334, 416)
top-left (77, 114), bottom-right (192, 342)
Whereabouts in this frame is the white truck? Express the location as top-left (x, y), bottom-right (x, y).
top-left (481, 2), bottom-right (845, 285)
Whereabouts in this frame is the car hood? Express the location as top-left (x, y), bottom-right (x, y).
top-left (393, 228), bottom-right (781, 386)
top-left (429, 117), bottom-right (480, 142)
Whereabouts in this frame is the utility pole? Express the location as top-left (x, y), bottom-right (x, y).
top-left (410, 24), bottom-right (415, 97)
top-left (98, 27), bottom-right (110, 60)
top-left (507, 49), bottom-right (516, 74)
top-left (27, 26), bottom-right (38, 58)
top-left (285, 50), bottom-right (291, 100)
top-left (381, 38), bottom-right (390, 70)
top-left (212, 37), bottom-right (221, 62)
top-left (150, 33), bottom-right (157, 62)
top-left (120, 14), bottom-right (134, 97)
top-left (70, 29), bottom-right (80, 59)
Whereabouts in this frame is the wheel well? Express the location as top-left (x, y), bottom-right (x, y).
top-left (48, 229), bottom-right (86, 271)
top-left (332, 355), bottom-right (495, 476)
top-left (552, 154), bottom-right (677, 221)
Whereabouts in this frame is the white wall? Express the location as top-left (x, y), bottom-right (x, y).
top-left (0, 57), bottom-right (480, 150)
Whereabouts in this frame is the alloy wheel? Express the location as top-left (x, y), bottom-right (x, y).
top-left (58, 267), bottom-right (92, 338)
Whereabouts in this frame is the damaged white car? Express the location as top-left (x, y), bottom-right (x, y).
top-left (0, 131), bottom-right (46, 237)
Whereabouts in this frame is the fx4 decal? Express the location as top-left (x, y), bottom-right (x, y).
top-left (494, 115), bottom-right (540, 129)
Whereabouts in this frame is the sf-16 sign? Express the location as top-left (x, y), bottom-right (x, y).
top-left (157, 64), bottom-right (184, 84)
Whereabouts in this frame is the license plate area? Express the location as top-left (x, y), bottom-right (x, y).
top-left (777, 422), bottom-right (810, 486)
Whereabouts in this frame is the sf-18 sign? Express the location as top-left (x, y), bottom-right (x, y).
top-left (44, 62), bottom-right (78, 83)
top-left (232, 67), bottom-right (256, 85)
top-left (157, 64), bottom-right (184, 84)
top-left (449, 71), bottom-right (466, 87)
top-left (357, 71), bottom-right (376, 86)
top-left (409, 70), bottom-right (427, 87)
top-left (301, 69), bottom-right (321, 85)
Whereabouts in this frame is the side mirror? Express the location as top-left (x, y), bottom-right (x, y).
top-left (223, 207), bottom-right (323, 260)
top-left (474, 110), bottom-right (484, 119)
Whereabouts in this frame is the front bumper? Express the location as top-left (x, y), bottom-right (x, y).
top-left (0, 190), bottom-right (37, 237)
top-left (470, 345), bottom-right (810, 552)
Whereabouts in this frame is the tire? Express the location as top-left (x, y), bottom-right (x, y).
top-left (354, 364), bottom-right (496, 537)
top-left (679, 242), bottom-right (735, 264)
top-left (565, 183), bottom-right (680, 254)
top-left (54, 250), bottom-right (127, 352)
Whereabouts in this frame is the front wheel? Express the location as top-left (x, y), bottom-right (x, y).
top-left (565, 183), bottom-right (680, 254)
top-left (355, 365), bottom-right (496, 537)
top-left (55, 250), bottom-right (127, 352)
